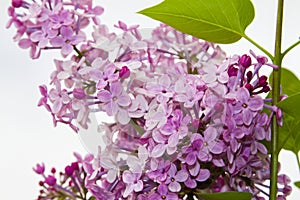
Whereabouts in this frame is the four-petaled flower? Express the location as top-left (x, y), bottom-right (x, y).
top-left (97, 82), bottom-right (131, 124)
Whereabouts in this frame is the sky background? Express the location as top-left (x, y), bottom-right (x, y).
top-left (0, 0), bottom-right (300, 199)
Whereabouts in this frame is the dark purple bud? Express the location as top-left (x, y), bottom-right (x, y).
top-left (33, 163), bottom-right (45, 174)
top-left (246, 71), bottom-right (253, 83)
top-left (65, 165), bottom-right (74, 176)
top-left (12, 0), bottom-right (23, 8)
top-left (228, 65), bottom-right (238, 76)
top-left (258, 76), bottom-right (268, 86)
top-left (71, 162), bottom-right (79, 171)
top-left (73, 88), bottom-right (86, 99)
top-left (51, 167), bottom-right (56, 174)
top-left (245, 83), bottom-right (253, 92)
top-left (262, 85), bottom-right (270, 93)
top-left (239, 54), bottom-right (252, 68)
top-left (68, 180), bottom-right (73, 187)
top-left (39, 181), bottom-right (44, 186)
top-left (119, 66), bottom-right (130, 79)
top-left (45, 175), bottom-right (56, 186)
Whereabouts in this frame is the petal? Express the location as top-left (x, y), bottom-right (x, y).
top-left (106, 169), bottom-right (117, 183)
top-left (168, 181), bottom-right (181, 192)
top-left (157, 184), bottom-right (168, 195)
top-left (202, 73), bottom-right (216, 84)
top-left (134, 180), bottom-right (143, 192)
top-left (188, 162), bottom-right (200, 176)
top-left (168, 133), bottom-right (179, 147)
top-left (122, 170), bottom-right (135, 183)
top-left (60, 26), bottom-right (73, 38)
top-left (185, 177), bottom-right (197, 189)
top-left (117, 108), bottom-right (130, 125)
top-left (50, 37), bottom-right (64, 47)
top-left (52, 99), bottom-right (62, 113)
top-left (243, 109), bottom-right (253, 126)
top-left (186, 152), bottom-right (197, 165)
top-left (30, 31), bottom-right (43, 42)
top-left (151, 144), bottom-right (166, 158)
top-left (210, 141), bottom-right (224, 154)
top-left (61, 44), bottom-right (73, 56)
top-left (97, 90), bottom-right (112, 102)
top-left (248, 97), bottom-right (263, 111)
top-left (196, 169), bottom-right (210, 182)
top-left (218, 72), bottom-right (229, 83)
top-left (117, 93), bottom-right (131, 107)
top-left (148, 194), bottom-right (160, 200)
top-left (204, 127), bottom-right (217, 142)
top-left (123, 183), bottom-right (134, 198)
top-left (18, 39), bottom-right (32, 49)
top-left (110, 82), bottom-right (122, 96)
top-left (175, 170), bottom-right (188, 182)
top-left (237, 87), bottom-right (250, 103)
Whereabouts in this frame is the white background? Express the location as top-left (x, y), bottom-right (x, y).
top-left (0, 0), bottom-right (300, 199)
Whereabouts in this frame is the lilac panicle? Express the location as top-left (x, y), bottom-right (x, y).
top-left (8, 2), bottom-right (291, 199)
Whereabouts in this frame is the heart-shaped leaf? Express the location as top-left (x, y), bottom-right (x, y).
top-left (277, 93), bottom-right (300, 120)
top-left (195, 191), bottom-right (252, 200)
top-left (138, 0), bottom-right (255, 44)
top-left (269, 68), bottom-right (300, 97)
top-left (278, 114), bottom-right (300, 154)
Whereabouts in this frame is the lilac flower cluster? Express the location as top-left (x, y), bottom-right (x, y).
top-left (7, 0), bottom-right (103, 58)
top-left (33, 153), bottom-right (96, 200)
top-left (8, 1), bottom-right (291, 200)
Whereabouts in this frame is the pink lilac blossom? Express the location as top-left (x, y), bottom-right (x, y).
top-left (8, 1), bottom-right (291, 199)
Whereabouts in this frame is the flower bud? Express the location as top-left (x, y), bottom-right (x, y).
top-left (12, 0), bottom-right (23, 8)
top-left (119, 66), bottom-right (130, 79)
top-left (33, 163), bottom-right (45, 174)
top-left (73, 88), bottom-right (86, 99)
top-left (45, 175), bottom-right (56, 186)
top-left (228, 65), bottom-right (238, 76)
top-left (65, 165), bottom-right (74, 176)
top-left (239, 54), bottom-right (252, 68)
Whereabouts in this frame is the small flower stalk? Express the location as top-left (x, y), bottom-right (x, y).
top-left (8, 0), bottom-right (291, 199)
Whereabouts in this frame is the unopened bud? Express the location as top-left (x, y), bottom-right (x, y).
top-left (119, 66), bottom-right (130, 79)
top-left (239, 54), bottom-right (252, 68)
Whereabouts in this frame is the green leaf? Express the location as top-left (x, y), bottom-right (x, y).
top-left (268, 68), bottom-right (300, 155)
top-left (277, 93), bottom-right (300, 120)
top-left (278, 114), bottom-right (300, 154)
top-left (138, 0), bottom-right (255, 44)
top-left (195, 192), bottom-right (252, 200)
top-left (269, 68), bottom-right (300, 96)
top-left (295, 181), bottom-right (300, 189)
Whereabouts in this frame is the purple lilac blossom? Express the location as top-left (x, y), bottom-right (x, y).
top-left (8, 2), bottom-right (291, 199)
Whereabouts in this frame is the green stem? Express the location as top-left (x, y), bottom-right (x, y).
top-left (243, 35), bottom-right (274, 61)
top-left (282, 40), bottom-right (300, 59)
top-left (297, 153), bottom-right (300, 174)
top-left (270, 0), bottom-right (284, 200)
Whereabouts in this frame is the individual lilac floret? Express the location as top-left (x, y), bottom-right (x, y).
top-left (97, 81), bottom-right (131, 124)
top-left (148, 184), bottom-right (178, 200)
top-left (50, 26), bottom-right (85, 57)
top-left (232, 87), bottom-right (264, 126)
top-left (33, 163), bottom-right (45, 174)
top-left (165, 163), bottom-right (188, 192)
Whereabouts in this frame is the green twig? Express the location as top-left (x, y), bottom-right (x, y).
top-left (243, 35), bottom-right (274, 61)
top-left (296, 153), bottom-right (300, 174)
top-left (270, 0), bottom-right (284, 200)
top-left (282, 39), bottom-right (300, 59)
